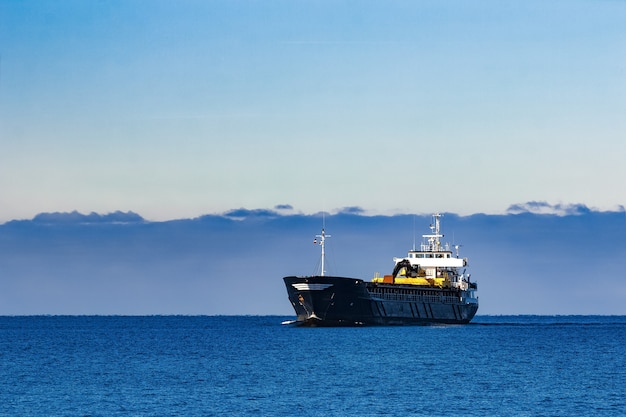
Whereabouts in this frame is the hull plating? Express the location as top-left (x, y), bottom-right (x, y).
top-left (284, 276), bottom-right (478, 326)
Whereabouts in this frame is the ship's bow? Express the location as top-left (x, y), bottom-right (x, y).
top-left (283, 276), bottom-right (372, 326)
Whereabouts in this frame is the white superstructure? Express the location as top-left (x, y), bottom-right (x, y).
top-left (387, 213), bottom-right (473, 292)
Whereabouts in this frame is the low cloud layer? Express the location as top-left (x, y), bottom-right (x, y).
top-left (30, 210), bottom-right (145, 224)
top-left (506, 201), bottom-right (598, 216)
top-left (1, 204), bottom-right (625, 315)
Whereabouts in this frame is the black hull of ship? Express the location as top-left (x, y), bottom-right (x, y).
top-left (283, 276), bottom-right (478, 326)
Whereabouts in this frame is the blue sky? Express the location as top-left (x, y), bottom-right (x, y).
top-left (1, 0), bottom-right (625, 222)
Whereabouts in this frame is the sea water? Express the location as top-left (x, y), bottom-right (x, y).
top-left (1, 315), bottom-right (624, 416)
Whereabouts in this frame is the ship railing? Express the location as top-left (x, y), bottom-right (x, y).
top-left (371, 292), bottom-right (460, 304)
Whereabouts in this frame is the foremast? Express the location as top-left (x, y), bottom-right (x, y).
top-left (314, 228), bottom-right (331, 276)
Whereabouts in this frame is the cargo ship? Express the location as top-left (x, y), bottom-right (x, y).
top-left (283, 213), bottom-right (478, 326)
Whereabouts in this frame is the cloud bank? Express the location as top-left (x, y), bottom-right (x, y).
top-left (506, 201), bottom-right (595, 216)
top-left (1, 204), bottom-right (625, 316)
top-left (30, 210), bottom-right (145, 224)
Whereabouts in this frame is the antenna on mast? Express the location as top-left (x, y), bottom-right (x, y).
top-left (423, 213), bottom-right (444, 251)
top-left (412, 215), bottom-right (416, 251)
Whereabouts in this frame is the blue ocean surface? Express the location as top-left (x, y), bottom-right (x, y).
top-left (1, 316), bottom-right (625, 416)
